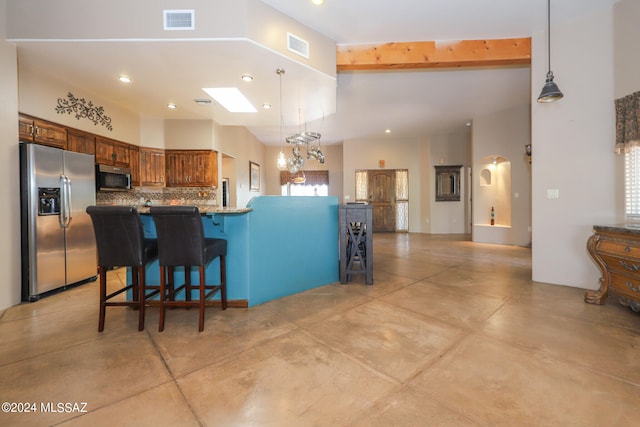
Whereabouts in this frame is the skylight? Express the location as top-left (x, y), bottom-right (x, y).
top-left (202, 87), bottom-right (257, 113)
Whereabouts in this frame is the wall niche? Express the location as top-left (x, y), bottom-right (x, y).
top-left (476, 156), bottom-right (511, 226)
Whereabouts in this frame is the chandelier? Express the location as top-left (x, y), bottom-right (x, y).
top-left (275, 69), bottom-right (325, 173)
top-left (284, 129), bottom-right (325, 173)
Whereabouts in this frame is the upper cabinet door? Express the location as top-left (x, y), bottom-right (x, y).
top-left (140, 148), bottom-right (165, 187)
top-left (165, 150), bottom-right (217, 187)
top-left (129, 145), bottom-right (140, 187)
top-left (95, 136), bottom-right (130, 168)
top-left (19, 114), bottom-right (67, 149)
top-left (67, 130), bottom-right (95, 155)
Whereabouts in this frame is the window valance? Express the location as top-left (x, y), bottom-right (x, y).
top-left (615, 91), bottom-right (640, 154)
top-left (280, 170), bottom-right (329, 186)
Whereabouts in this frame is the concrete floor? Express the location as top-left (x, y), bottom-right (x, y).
top-left (1, 233), bottom-right (639, 426)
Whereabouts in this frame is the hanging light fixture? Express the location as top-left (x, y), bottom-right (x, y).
top-left (537, 0), bottom-right (563, 103)
top-left (284, 115), bottom-right (324, 173)
top-left (275, 72), bottom-right (325, 173)
top-left (276, 69), bottom-right (287, 171)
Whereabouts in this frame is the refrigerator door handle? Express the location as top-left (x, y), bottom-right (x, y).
top-left (65, 175), bottom-right (73, 228)
top-left (60, 175), bottom-right (72, 228)
top-left (59, 174), bottom-right (67, 228)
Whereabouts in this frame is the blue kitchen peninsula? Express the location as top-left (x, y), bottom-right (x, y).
top-left (135, 196), bottom-right (339, 307)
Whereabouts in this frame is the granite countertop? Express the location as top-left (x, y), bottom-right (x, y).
top-left (135, 205), bottom-right (251, 215)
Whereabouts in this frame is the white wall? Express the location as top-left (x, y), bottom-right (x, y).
top-left (531, 6), bottom-right (616, 289)
top-left (164, 119), bottom-right (213, 150)
top-left (343, 137), bottom-right (423, 232)
top-left (0, 0), bottom-right (22, 311)
top-left (429, 130), bottom-right (471, 234)
top-left (18, 67), bottom-right (141, 144)
top-left (140, 117), bottom-right (164, 149)
top-left (214, 125), bottom-right (265, 208)
top-left (473, 104), bottom-right (532, 246)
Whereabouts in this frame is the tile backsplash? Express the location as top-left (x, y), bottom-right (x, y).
top-left (97, 186), bottom-right (217, 206)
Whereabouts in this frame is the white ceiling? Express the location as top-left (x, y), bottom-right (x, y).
top-left (10, 0), bottom-right (619, 146)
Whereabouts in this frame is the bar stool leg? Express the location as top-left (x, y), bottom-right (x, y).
top-left (185, 265), bottom-right (192, 303)
top-left (159, 265), bottom-right (166, 332)
top-left (198, 266), bottom-right (205, 332)
top-left (137, 267), bottom-right (146, 331)
top-left (98, 266), bottom-right (107, 332)
top-left (221, 256), bottom-right (228, 310)
top-left (167, 266), bottom-right (174, 301)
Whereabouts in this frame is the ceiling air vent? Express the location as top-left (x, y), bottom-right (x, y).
top-left (287, 32), bottom-right (310, 59)
top-left (163, 9), bottom-right (195, 31)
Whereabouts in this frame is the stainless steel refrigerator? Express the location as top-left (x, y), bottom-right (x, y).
top-left (20, 142), bottom-right (97, 301)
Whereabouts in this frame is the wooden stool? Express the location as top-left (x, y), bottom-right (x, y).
top-left (86, 206), bottom-right (158, 332)
top-left (150, 206), bottom-right (227, 332)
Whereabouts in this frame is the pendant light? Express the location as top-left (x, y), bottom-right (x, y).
top-left (276, 69), bottom-right (287, 170)
top-left (537, 0), bottom-right (563, 103)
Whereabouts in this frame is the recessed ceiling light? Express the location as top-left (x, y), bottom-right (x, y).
top-left (241, 74), bottom-right (254, 82)
top-left (466, 121), bottom-right (472, 127)
top-left (311, 0), bottom-right (324, 5)
top-left (118, 75), bottom-right (132, 83)
top-left (167, 103), bottom-right (177, 109)
top-left (202, 87), bottom-right (257, 113)
top-left (262, 103), bottom-right (272, 109)
top-left (385, 129), bottom-right (391, 134)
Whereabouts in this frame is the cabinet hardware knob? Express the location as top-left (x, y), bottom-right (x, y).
top-left (625, 246), bottom-right (631, 252)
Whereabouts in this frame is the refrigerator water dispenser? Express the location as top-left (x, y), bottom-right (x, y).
top-left (38, 187), bottom-right (60, 216)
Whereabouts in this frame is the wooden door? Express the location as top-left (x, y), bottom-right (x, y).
top-left (19, 116), bottom-right (35, 141)
top-left (165, 151), bottom-right (186, 186)
top-left (95, 137), bottom-right (114, 164)
top-left (112, 141), bottom-right (130, 167)
top-left (67, 130), bottom-right (95, 155)
top-left (95, 137), bottom-right (129, 166)
top-left (368, 170), bottom-right (395, 232)
top-left (140, 148), bottom-right (165, 187)
top-left (190, 151), bottom-right (215, 186)
top-left (129, 146), bottom-right (140, 187)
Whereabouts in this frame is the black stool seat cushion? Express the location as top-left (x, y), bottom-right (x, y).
top-left (204, 238), bottom-right (227, 265)
top-left (151, 206), bottom-right (226, 267)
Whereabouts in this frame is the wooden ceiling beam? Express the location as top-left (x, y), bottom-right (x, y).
top-left (336, 38), bottom-right (531, 71)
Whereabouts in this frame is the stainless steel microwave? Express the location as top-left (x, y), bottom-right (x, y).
top-left (96, 164), bottom-right (132, 191)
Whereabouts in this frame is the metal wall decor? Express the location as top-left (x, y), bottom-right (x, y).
top-left (434, 165), bottom-right (462, 202)
top-left (55, 92), bottom-right (113, 131)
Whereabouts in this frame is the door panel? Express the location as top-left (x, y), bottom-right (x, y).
top-left (368, 170), bottom-right (395, 232)
top-left (32, 145), bottom-right (66, 294)
top-left (63, 151), bottom-right (97, 284)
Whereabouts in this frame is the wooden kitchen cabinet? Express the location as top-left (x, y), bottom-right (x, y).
top-left (165, 149), bottom-right (217, 187)
top-left (129, 145), bottom-right (140, 187)
top-left (66, 129), bottom-right (95, 155)
top-left (19, 114), bottom-right (67, 149)
top-left (95, 136), bottom-right (131, 168)
top-left (139, 147), bottom-right (165, 187)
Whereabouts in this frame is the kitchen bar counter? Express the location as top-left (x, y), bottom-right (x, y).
top-left (135, 205), bottom-right (252, 215)
top-left (130, 196), bottom-right (339, 307)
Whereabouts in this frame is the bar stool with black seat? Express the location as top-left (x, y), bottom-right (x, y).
top-left (150, 206), bottom-right (227, 332)
top-left (86, 206), bottom-right (159, 332)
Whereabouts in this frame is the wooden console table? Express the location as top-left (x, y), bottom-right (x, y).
top-left (586, 224), bottom-right (640, 312)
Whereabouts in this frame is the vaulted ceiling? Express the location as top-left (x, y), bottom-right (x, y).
top-left (6, 0), bottom-right (619, 145)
